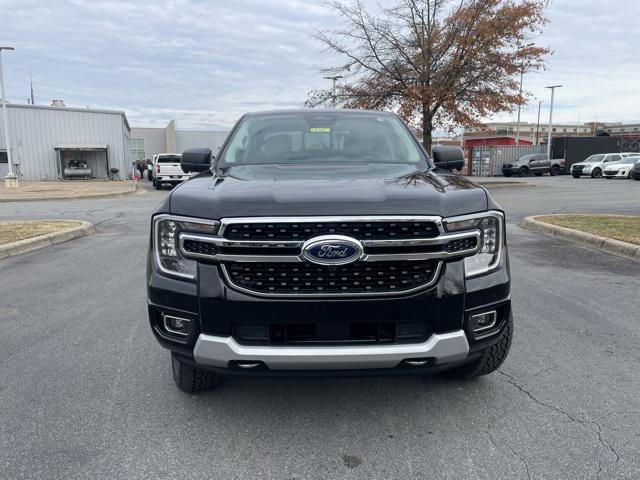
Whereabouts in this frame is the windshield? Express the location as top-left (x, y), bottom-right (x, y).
top-left (615, 157), bottom-right (638, 164)
top-left (218, 112), bottom-right (425, 167)
top-left (157, 155), bottom-right (181, 163)
top-left (582, 154), bottom-right (604, 163)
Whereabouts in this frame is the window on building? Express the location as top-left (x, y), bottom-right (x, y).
top-left (563, 128), bottom-right (567, 132)
top-left (573, 128), bottom-right (577, 132)
top-left (0, 150), bottom-right (7, 164)
top-left (130, 138), bottom-right (145, 161)
top-left (552, 128), bottom-right (557, 132)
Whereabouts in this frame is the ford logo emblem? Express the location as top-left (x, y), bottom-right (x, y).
top-left (301, 235), bottom-right (364, 266)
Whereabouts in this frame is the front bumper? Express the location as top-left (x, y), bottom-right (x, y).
top-left (147, 233), bottom-right (511, 376)
top-left (603, 171), bottom-right (628, 178)
top-left (193, 330), bottom-right (469, 370)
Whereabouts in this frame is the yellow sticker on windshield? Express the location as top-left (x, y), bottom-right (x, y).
top-left (309, 127), bottom-right (331, 133)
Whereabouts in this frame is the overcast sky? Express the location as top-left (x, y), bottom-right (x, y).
top-left (1, 0), bottom-right (639, 131)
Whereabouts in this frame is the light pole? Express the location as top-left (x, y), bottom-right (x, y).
top-left (515, 43), bottom-right (534, 145)
top-left (545, 85), bottom-right (562, 159)
top-left (515, 68), bottom-right (524, 144)
top-left (323, 75), bottom-right (343, 108)
top-left (0, 46), bottom-right (15, 181)
top-left (535, 100), bottom-right (543, 145)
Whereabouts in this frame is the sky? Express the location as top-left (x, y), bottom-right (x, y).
top-left (1, 0), bottom-right (639, 131)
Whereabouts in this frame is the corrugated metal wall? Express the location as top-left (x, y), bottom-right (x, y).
top-left (471, 145), bottom-right (546, 176)
top-left (0, 105), bottom-right (130, 181)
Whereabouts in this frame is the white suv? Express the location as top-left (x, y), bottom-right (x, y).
top-left (571, 153), bottom-right (636, 178)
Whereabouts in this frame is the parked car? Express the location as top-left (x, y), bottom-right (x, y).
top-left (603, 156), bottom-right (640, 179)
top-left (502, 153), bottom-right (564, 177)
top-left (151, 153), bottom-right (191, 190)
top-left (570, 153), bottom-right (636, 178)
top-left (632, 159), bottom-right (640, 180)
top-left (147, 109), bottom-right (513, 393)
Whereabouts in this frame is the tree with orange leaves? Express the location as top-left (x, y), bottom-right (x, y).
top-left (307, 0), bottom-right (550, 152)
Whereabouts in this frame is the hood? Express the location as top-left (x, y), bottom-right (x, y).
top-left (168, 163), bottom-right (489, 219)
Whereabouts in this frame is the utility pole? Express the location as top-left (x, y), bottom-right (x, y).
top-left (535, 101), bottom-right (543, 145)
top-left (515, 68), bottom-right (524, 144)
top-left (0, 46), bottom-right (15, 181)
top-left (545, 85), bottom-right (562, 159)
top-left (323, 75), bottom-right (343, 108)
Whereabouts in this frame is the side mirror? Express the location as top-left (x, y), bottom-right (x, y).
top-left (181, 148), bottom-right (212, 173)
top-left (432, 146), bottom-right (465, 171)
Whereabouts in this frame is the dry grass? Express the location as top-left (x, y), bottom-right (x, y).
top-left (0, 221), bottom-right (82, 245)
top-left (536, 215), bottom-right (640, 246)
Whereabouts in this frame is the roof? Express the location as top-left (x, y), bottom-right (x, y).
top-left (54, 144), bottom-right (108, 151)
top-left (245, 108), bottom-right (394, 117)
top-left (7, 103), bottom-right (130, 131)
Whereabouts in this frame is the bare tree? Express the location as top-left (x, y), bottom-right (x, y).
top-left (307, 0), bottom-right (550, 151)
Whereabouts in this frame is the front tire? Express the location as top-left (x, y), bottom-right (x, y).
top-left (155, 181), bottom-right (162, 190)
top-left (591, 168), bottom-right (602, 178)
top-left (446, 313), bottom-right (513, 379)
top-left (550, 166), bottom-right (560, 176)
top-left (171, 353), bottom-right (221, 393)
top-left (518, 167), bottom-right (528, 177)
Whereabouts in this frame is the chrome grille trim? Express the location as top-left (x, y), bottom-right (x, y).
top-left (178, 230), bottom-right (480, 263)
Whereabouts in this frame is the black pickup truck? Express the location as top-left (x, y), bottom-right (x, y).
top-left (147, 110), bottom-right (512, 392)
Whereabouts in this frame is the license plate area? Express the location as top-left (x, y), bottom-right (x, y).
top-left (234, 320), bottom-right (429, 346)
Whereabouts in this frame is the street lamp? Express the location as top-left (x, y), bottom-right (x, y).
top-left (545, 85), bottom-right (562, 159)
top-left (535, 100), bottom-right (543, 145)
top-left (0, 46), bottom-right (15, 181)
top-left (323, 75), bottom-right (343, 108)
top-left (515, 43), bottom-right (535, 145)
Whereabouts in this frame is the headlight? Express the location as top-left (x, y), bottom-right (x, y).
top-left (153, 214), bottom-right (220, 279)
top-left (582, 166), bottom-right (591, 172)
top-left (444, 211), bottom-right (504, 278)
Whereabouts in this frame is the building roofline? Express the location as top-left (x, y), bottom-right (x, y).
top-left (6, 102), bottom-right (130, 131)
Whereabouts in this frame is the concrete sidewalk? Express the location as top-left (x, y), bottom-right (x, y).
top-left (0, 180), bottom-right (140, 202)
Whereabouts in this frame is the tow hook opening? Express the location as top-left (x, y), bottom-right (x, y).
top-left (231, 360), bottom-right (265, 369)
top-left (403, 358), bottom-right (432, 367)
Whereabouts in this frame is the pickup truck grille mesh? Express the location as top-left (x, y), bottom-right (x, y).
top-left (223, 221), bottom-right (440, 241)
top-left (224, 260), bottom-right (438, 296)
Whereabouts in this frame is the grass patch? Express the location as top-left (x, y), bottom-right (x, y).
top-left (536, 215), bottom-right (640, 246)
top-left (0, 221), bottom-right (82, 245)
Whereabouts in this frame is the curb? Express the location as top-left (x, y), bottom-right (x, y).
top-left (521, 215), bottom-right (640, 262)
top-left (0, 183), bottom-right (141, 203)
top-left (0, 221), bottom-right (96, 259)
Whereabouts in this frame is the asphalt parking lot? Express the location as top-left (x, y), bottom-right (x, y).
top-left (1, 175), bottom-right (639, 480)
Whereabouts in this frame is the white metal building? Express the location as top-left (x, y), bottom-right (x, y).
top-left (130, 120), bottom-right (229, 162)
top-left (0, 103), bottom-right (131, 181)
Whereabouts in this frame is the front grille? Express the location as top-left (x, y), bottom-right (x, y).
top-left (224, 260), bottom-right (439, 296)
top-left (223, 220), bottom-right (440, 241)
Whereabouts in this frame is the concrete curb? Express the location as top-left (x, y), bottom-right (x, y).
top-left (0, 221), bottom-right (96, 259)
top-left (521, 215), bottom-right (640, 262)
top-left (0, 183), bottom-right (142, 203)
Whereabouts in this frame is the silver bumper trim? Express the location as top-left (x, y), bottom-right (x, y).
top-left (192, 330), bottom-right (470, 370)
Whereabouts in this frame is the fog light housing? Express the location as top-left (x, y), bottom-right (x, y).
top-left (163, 314), bottom-right (192, 337)
top-left (470, 310), bottom-right (497, 334)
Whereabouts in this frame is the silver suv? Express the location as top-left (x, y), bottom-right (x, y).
top-left (571, 153), bottom-right (636, 178)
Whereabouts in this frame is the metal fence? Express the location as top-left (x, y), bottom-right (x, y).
top-left (617, 137), bottom-right (640, 153)
top-left (470, 145), bottom-right (546, 176)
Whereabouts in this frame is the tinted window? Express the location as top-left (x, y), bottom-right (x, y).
top-left (583, 154), bottom-right (604, 163)
top-left (606, 155), bottom-right (621, 162)
top-left (157, 155), bottom-right (181, 163)
top-left (219, 113), bottom-right (424, 167)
